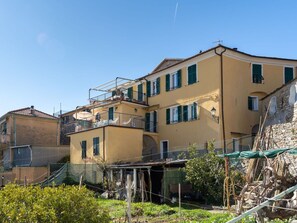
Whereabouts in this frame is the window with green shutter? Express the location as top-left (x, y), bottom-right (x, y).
top-left (127, 87), bottom-right (133, 100)
top-left (248, 96), bottom-right (258, 111)
top-left (166, 74), bottom-right (170, 92)
top-left (146, 81), bottom-right (151, 97)
top-left (284, 67), bottom-right (294, 84)
top-left (108, 107), bottom-right (114, 120)
top-left (177, 106), bottom-right (182, 122)
top-left (252, 64), bottom-right (263, 84)
top-left (145, 113), bottom-right (150, 131)
top-left (156, 77), bottom-right (160, 95)
top-left (188, 64), bottom-right (197, 85)
top-left (166, 108), bottom-right (170, 124)
top-left (138, 84), bottom-right (143, 101)
top-left (153, 111), bottom-right (157, 132)
top-left (93, 137), bottom-right (99, 156)
top-left (177, 70), bottom-right (182, 88)
top-left (81, 140), bottom-right (87, 159)
top-left (183, 105), bottom-right (188, 122)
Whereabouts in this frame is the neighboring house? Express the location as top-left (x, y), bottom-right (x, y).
top-left (0, 106), bottom-right (69, 170)
top-left (64, 45), bottom-right (297, 165)
top-left (261, 78), bottom-right (297, 148)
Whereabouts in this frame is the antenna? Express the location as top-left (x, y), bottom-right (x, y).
top-left (213, 40), bottom-right (223, 45)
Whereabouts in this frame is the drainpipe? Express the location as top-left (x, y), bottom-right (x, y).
top-left (215, 46), bottom-right (227, 153)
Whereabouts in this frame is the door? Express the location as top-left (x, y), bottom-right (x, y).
top-left (160, 140), bottom-right (169, 159)
top-left (233, 138), bottom-right (240, 152)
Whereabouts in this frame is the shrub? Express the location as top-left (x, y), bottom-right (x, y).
top-left (0, 184), bottom-right (110, 223)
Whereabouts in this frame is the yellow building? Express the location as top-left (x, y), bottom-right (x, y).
top-left (66, 45), bottom-right (297, 164)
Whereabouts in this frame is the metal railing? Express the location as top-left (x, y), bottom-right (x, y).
top-left (89, 89), bottom-right (147, 105)
top-left (61, 112), bottom-right (149, 134)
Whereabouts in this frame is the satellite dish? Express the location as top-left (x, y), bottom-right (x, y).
top-left (73, 111), bottom-right (93, 121)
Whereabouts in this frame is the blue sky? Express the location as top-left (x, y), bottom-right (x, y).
top-left (0, 0), bottom-right (297, 116)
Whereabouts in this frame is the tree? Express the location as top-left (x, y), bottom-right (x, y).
top-left (184, 141), bottom-right (225, 205)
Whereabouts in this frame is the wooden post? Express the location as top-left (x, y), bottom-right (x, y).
top-left (148, 169), bottom-right (152, 202)
top-left (141, 172), bottom-right (144, 202)
top-left (178, 183), bottom-right (181, 218)
top-left (127, 174), bottom-right (132, 223)
top-left (24, 176), bottom-right (27, 186)
top-left (133, 168), bottom-right (137, 197)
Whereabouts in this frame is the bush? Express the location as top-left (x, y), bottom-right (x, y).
top-left (0, 184), bottom-right (110, 223)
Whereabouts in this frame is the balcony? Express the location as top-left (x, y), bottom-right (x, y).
top-left (62, 112), bottom-right (157, 135)
top-left (89, 89), bottom-right (148, 105)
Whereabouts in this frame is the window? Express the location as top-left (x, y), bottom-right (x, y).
top-left (145, 111), bottom-right (157, 132)
top-left (183, 102), bottom-right (198, 121)
top-left (1, 122), bottom-right (7, 135)
top-left (138, 84), bottom-right (143, 101)
top-left (252, 64), bottom-right (263, 84)
top-left (147, 78), bottom-right (160, 97)
top-left (284, 67), bottom-right (294, 84)
top-left (166, 70), bottom-right (182, 91)
top-left (248, 96), bottom-right (258, 111)
top-left (93, 137), bottom-right (99, 156)
top-left (108, 107), bottom-right (114, 120)
top-left (166, 106), bottom-right (182, 124)
top-left (187, 64), bottom-right (197, 85)
top-left (81, 140), bottom-right (87, 159)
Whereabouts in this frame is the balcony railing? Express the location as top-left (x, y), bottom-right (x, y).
top-left (62, 112), bottom-right (158, 135)
top-left (89, 89), bottom-right (147, 105)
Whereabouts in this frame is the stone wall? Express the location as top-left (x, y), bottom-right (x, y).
top-left (261, 79), bottom-right (297, 148)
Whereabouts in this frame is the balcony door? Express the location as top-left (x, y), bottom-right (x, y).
top-left (160, 140), bottom-right (169, 159)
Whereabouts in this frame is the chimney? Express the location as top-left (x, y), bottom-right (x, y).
top-left (30, 105), bottom-right (35, 115)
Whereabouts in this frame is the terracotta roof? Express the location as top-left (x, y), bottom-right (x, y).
top-left (7, 107), bottom-right (57, 119)
top-left (151, 58), bottom-right (184, 73)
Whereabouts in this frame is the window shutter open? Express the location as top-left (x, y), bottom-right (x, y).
top-left (127, 87), bottom-right (133, 100)
top-left (146, 81), bottom-right (151, 97)
top-left (285, 67), bottom-right (294, 84)
top-left (193, 102), bottom-right (198, 120)
top-left (166, 74), bottom-right (170, 91)
top-left (153, 111), bottom-right (157, 132)
top-left (166, 108), bottom-right (170, 124)
top-left (145, 113), bottom-right (150, 131)
top-left (138, 84), bottom-right (143, 101)
top-left (183, 105), bottom-right (188, 122)
top-left (177, 105), bottom-right (182, 122)
top-left (156, 77), bottom-right (160, 95)
top-left (252, 64), bottom-right (262, 83)
top-left (177, 70), bottom-right (182, 88)
top-left (188, 64), bottom-right (197, 85)
top-left (108, 107), bottom-right (114, 120)
top-left (248, 96), bottom-right (253, 110)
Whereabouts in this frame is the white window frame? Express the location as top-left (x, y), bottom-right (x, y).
top-left (251, 63), bottom-right (263, 84)
top-left (249, 96), bottom-right (259, 111)
top-left (283, 66), bottom-right (295, 85)
top-left (160, 140), bottom-right (169, 159)
top-left (170, 106), bottom-right (179, 123)
top-left (151, 79), bottom-right (158, 96)
top-left (187, 63), bottom-right (198, 85)
top-left (171, 71), bottom-right (179, 90)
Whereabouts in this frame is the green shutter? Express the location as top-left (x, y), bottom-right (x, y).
top-left (188, 65), bottom-right (197, 85)
top-left (156, 77), bottom-right (160, 95)
top-left (138, 84), bottom-right (143, 101)
top-left (177, 70), bottom-right (182, 88)
top-left (146, 81), bottom-right (151, 97)
top-left (183, 106), bottom-right (188, 122)
top-left (177, 105), bottom-right (182, 122)
top-left (127, 87), bottom-right (133, 100)
top-left (166, 74), bottom-right (170, 92)
top-left (252, 64), bottom-right (262, 83)
top-left (166, 108), bottom-right (170, 124)
top-left (193, 102), bottom-right (198, 120)
top-left (248, 97), bottom-right (253, 110)
top-left (81, 140), bottom-right (86, 159)
top-left (145, 113), bottom-right (150, 131)
top-left (153, 111), bottom-right (157, 132)
top-left (285, 67), bottom-right (294, 84)
top-left (108, 107), bottom-right (114, 120)
top-left (112, 91), bottom-right (116, 96)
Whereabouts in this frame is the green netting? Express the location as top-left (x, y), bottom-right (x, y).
top-left (221, 148), bottom-right (297, 159)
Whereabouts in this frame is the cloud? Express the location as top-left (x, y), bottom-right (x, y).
top-left (174, 2), bottom-right (178, 25)
top-left (37, 32), bottom-right (49, 46)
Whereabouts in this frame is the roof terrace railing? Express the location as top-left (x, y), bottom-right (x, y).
top-left (89, 89), bottom-right (147, 105)
top-left (61, 112), bottom-right (157, 134)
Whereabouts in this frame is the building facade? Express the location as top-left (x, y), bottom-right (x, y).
top-left (65, 45), bottom-right (297, 164)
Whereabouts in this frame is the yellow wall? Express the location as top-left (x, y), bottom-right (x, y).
top-left (70, 126), bottom-right (143, 164)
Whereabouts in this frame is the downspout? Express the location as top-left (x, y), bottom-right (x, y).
top-left (215, 47), bottom-right (227, 153)
top-left (103, 127), bottom-right (106, 161)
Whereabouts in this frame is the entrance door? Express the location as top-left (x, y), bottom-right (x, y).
top-left (160, 140), bottom-right (169, 159)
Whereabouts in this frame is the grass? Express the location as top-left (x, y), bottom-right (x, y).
top-left (98, 198), bottom-right (233, 222)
